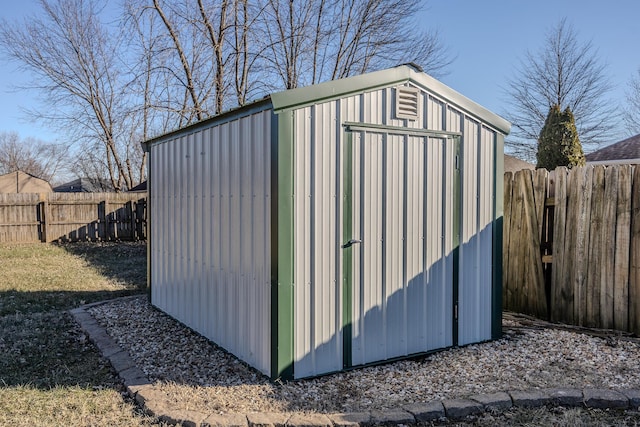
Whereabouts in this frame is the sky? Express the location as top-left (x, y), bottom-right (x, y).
top-left (0, 0), bottom-right (639, 147)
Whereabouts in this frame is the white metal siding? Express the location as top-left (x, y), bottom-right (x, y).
top-left (290, 83), bottom-right (499, 376)
top-left (150, 109), bottom-right (272, 376)
top-left (350, 132), bottom-right (455, 366)
top-left (292, 102), bottom-right (343, 378)
top-left (458, 120), bottom-right (496, 345)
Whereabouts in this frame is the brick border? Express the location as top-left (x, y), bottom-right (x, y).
top-left (70, 302), bottom-right (640, 426)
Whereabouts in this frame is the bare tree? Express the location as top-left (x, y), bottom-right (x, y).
top-left (128, 0), bottom-right (247, 122)
top-left (258, 0), bottom-right (451, 90)
top-left (623, 67), bottom-right (640, 135)
top-left (2, 0), bottom-right (450, 189)
top-left (0, 0), bottom-right (144, 191)
top-left (0, 132), bottom-right (69, 183)
top-left (503, 18), bottom-right (617, 160)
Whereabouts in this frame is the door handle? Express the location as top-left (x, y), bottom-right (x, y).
top-left (341, 239), bottom-right (362, 249)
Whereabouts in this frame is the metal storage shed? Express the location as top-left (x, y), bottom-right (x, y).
top-left (144, 64), bottom-right (511, 380)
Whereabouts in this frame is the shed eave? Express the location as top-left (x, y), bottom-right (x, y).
top-left (142, 96), bottom-right (274, 148)
top-left (270, 66), bottom-right (412, 113)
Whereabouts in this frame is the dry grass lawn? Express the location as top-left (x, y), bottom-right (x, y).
top-left (0, 242), bottom-right (165, 427)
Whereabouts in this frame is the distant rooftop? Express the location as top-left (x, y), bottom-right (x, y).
top-left (504, 154), bottom-right (535, 174)
top-left (586, 134), bottom-right (640, 163)
top-left (53, 177), bottom-right (113, 192)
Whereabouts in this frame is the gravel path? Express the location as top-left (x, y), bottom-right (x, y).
top-left (88, 296), bottom-right (640, 415)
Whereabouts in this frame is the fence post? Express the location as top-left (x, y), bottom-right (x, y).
top-left (41, 193), bottom-right (50, 243)
top-left (105, 197), bottom-right (111, 240)
top-left (128, 200), bottom-right (135, 240)
top-left (630, 165), bottom-right (640, 335)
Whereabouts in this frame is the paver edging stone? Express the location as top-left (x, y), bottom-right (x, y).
top-left (369, 409), bottom-right (415, 425)
top-left (583, 388), bottom-right (629, 409)
top-left (469, 391), bottom-right (512, 411)
top-left (441, 398), bottom-right (484, 419)
top-left (621, 389), bottom-right (640, 408)
top-left (286, 413), bottom-right (332, 427)
top-left (158, 409), bottom-right (209, 427)
top-left (402, 400), bottom-right (445, 422)
top-left (508, 389), bottom-right (552, 408)
top-left (71, 299), bottom-right (640, 427)
top-left (246, 412), bottom-right (290, 427)
top-left (327, 412), bottom-right (370, 427)
top-left (543, 388), bottom-right (584, 407)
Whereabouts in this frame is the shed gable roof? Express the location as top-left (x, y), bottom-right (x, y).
top-left (144, 64), bottom-right (511, 147)
top-left (270, 64), bottom-right (511, 135)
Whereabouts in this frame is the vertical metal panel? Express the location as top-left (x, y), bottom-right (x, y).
top-left (424, 137), bottom-right (454, 350)
top-left (149, 108), bottom-right (272, 376)
top-left (427, 96), bottom-right (444, 131)
top-left (352, 131), bottom-right (385, 365)
top-left (405, 135), bottom-right (426, 353)
top-left (479, 127), bottom-right (495, 336)
top-left (292, 101), bottom-right (343, 378)
top-left (458, 117), bottom-right (479, 346)
top-left (383, 133), bottom-right (405, 355)
top-left (457, 117), bottom-right (494, 345)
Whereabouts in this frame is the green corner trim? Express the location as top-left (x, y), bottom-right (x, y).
top-left (271, 111), bottom-right (295, 380)
top-left (342, 132), bottom-right (354, 369)
top-left (492, 134), bottom-right (505, 339)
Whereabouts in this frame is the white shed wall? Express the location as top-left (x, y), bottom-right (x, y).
top-left (290, 83), bottom-right (499, 377)
top-left (150, 109), bottom-right (272, 376)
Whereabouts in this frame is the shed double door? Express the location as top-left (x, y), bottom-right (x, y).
top-left (343, 129), bottom-right (459, 368)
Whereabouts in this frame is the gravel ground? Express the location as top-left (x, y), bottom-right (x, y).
top-left (89, 296), bottom-right (640, 415)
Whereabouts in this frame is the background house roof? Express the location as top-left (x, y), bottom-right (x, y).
top-left (504, 154), bottom-right (535, 174)
top-left (585, 134), bottom-right (640, 163)
top-left (53, 177), bottom-right (113, 192)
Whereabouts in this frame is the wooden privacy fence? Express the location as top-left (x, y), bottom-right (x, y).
top-left (0, 192), bottom-right (146, 243)
top-left (503, 165), bottom-right (640, 334)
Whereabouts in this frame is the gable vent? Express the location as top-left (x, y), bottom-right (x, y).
top-left (395, 86), bottom-right (419, 120)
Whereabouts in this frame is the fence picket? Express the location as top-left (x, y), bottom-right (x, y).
top-left (600, 166), bottom-right (617, 329)
top-left (614, 165), bottom-right (632, 331)
top-left (574, 167), bottom-right (594, 326)
top-left (521, 170), bottom-right (547, 318)
top-left (550, 167), bottom-right (566, 322)
top-left (586, 166), bottom-right (605, 328)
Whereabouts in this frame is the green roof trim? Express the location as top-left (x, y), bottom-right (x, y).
top-left (271, 65), bottom-right (511, 135)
